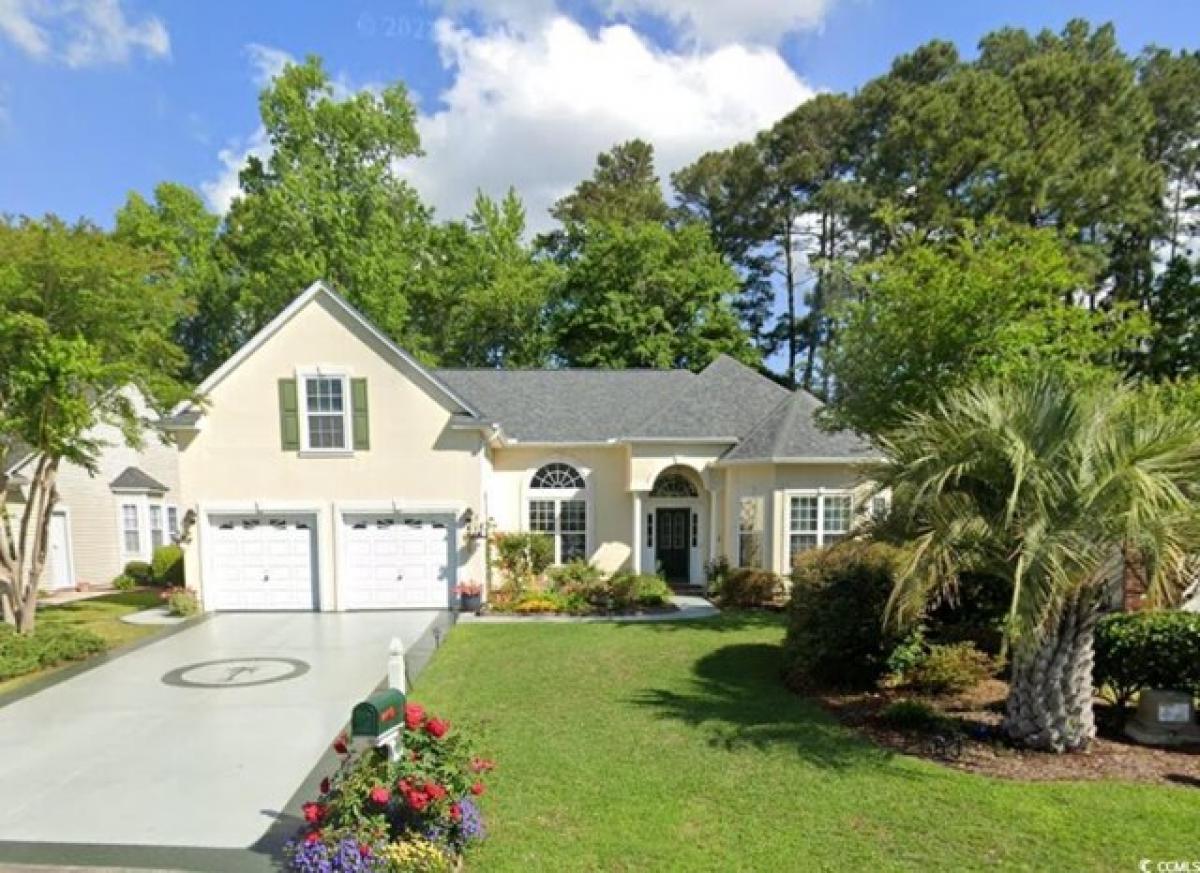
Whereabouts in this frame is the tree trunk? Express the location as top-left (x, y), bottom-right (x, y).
top-left (1003, 592), bottom-right (1100, 752)
top-left (783, 218), bottom-right (797, 388)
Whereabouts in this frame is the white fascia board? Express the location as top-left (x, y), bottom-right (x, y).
top-left (713, 456), bottom-right (881, 467)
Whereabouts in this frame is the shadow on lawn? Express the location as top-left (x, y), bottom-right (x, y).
top-left (630, 640), bottom-right (901, 773)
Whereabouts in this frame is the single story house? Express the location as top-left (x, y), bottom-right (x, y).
top-left (4, 387), bottom-right (183, 592)
top-left (162, 281), bottom-right (878, 612)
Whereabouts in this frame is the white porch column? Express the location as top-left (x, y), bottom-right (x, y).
top-left (708, 487), bottom-right (720, 562)
top-left (632, 490), bottom-right (643, 573)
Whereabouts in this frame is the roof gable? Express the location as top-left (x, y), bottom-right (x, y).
top-left (629, 355), bottom-right (789, 441)
top-left (174, 281), bottom-right (477, 421)
top-left (721, 389), bottom-right (875, 463)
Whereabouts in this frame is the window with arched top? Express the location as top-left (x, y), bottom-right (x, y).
top-left (650, 472), bottom-right (698, 498)
top-left (530, 462), bottom-right (585, 490)
top-left (528, 463), bottom-right (588, 564)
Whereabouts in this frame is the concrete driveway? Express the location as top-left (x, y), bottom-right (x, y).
top-left (0, 611), bottom-right (441, 850)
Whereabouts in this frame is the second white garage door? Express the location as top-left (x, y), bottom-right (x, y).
top-left (206, 514), bottom-right (318, 611)
top-left (342, 515), bottom-right (452, 610)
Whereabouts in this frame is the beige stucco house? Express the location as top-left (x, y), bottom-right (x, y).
top-left (5, 387), bottom-right (183, 592)
top-left (160, 281), bottom-right (877, 613)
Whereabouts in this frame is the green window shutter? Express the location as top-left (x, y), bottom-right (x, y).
top-left (278, 378), bottom-right (300, 451)
top-left (351, 378), bottom-right (370, 450)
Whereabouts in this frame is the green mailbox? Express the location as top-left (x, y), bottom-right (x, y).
top-left (351, 689), bottom-right (406, 740)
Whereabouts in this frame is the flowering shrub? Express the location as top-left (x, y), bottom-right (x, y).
top-left (161, 586), bottom-right (199, 616)
top-left (284, 702), bottom-right (493, 872)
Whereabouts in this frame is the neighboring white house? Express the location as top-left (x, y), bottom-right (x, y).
top-left (163, 281), bottom-right (878, 613)
top-left (4, 387), bottom-right (182, 592)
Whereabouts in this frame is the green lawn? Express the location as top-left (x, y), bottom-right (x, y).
top-left (0, 590), bottom-right (164, 694)
top-left (415, 612), bottom-right (1196, 872)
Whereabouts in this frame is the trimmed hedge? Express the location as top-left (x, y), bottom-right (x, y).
top-left (720, 568), bottom-right (782, 607)
top-left (0, 624), bottom-right (107, 682)
top-left (783, 541), bottom-right (906, 691)
top-left (609, 573), bottom-right (672, 609)
top-left (151, 544), bottom-right (185, 587)
top-left (1094, 610), bottom-right (1200, 714)
top-left (906, 642), bottom-right (993, 695)
top-left (123, 560), bottom-right (154, 586)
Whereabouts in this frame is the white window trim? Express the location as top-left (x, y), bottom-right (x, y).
top-left (784, 489), bottom-right (855, 566)
top-left (120, 502), bottom-right (142, 557)
top-left (116, 495), bottom-right (174, 562)
top-left (296, 367), bottom-right (352, 454)
top-left (524, 461), bottom-right (592, 566)
top-left (167, 505), bottom-right (180, 542)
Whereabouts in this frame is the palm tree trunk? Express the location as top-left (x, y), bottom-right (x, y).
top-left (1003, 591), bottom-right (1100, 752)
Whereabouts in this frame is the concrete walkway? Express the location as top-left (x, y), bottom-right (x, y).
top-left (0, 611), bottom-right (440, 851)
top-left (459, 594), bottom-right (719, 623)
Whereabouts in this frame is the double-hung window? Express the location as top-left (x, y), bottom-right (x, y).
top-left (738, 497), bottom-right (764, 568)
top-left (149, 505), bottom-right (164, 549)
top-left (121, 504), bottom-right (140, 555)
top-left (528, 462), bottom-right (588, 564)
top-left (167, 506), bottom-right (180, 542)
top-left (303, 374), bottom-right (348, 451)
top-left (788, 492), bottom-right (853, 567)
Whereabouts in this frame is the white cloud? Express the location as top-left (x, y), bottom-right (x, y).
top-left (602, 0), bottom-right (832, 45)
top-left (0, 0), bottom-right (169, 67)
top-left (404, 15), bottom-right (812, 229)
top-left (201, 125), bottom-right (268, 214)
top-left (434, 0), bottom-right (835, 45)
top-left (245, 42), bottom-right (295, 87)
top-left (203, 17), bottom-right (813, 229)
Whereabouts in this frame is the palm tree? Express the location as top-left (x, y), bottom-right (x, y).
top-left (874, 373), bottom-right (1200, 752)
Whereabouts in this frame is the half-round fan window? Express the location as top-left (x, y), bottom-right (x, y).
top-left (531, 462), bottom-right (585, 490)
top-left (651, 472), bottom-right (698, 498)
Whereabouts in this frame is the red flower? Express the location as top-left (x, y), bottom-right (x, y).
top-left (449, 803), bottom-right (462, 822)
top-left (358, 843), bottom-right (371, 858)
top-left (319, 777), bottom-right (331, 795)
top-left (470, 782), bottom-right (485, 796)
top-left (301, 802), bottom-right (325, 825)
top-left (404, 703), bottom-right (425, 730)
top-left (425, 718), bottom-right (449, 739)
top-left (426, 782), bottom-right (447, 801)
top-left (369, 786), bottom-right (391, 805)
top-left (332, 733), bottom-right (349, 755)
top-left (397, 778), bottom-right (412, 792)
top-left (305, 830), bottom-right (323, 844)
top-left (407, 790), bottom-right (429, 813)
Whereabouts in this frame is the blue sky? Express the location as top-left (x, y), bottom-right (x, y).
top-left (2, 0), bottom-right (1198, 232)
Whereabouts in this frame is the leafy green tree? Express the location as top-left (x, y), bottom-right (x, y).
top-left (416, 191), bottom-right (559, 367)
top-left (550, 221), bottom-right (753, 370)
top-left (1142, 257), bottom-right (1200, 379)
top-left (875, 372), bottom-right (1200, 751)
top-left (220, 56), bottom-right (432, 345)
top-left (114, 182), bottom-right (235, 381)
top-left (826, 222), bottom-right (1147, 435)
top-left (0, 217), bottom-right (188, 632)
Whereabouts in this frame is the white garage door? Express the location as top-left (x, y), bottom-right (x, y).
top-left (206, 514), bottom-right (317, 611)
top-left (342, 515), bottom-right (451, 610)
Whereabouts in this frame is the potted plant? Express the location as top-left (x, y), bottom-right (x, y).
top-left (455, 581), bottom-right (483, 613)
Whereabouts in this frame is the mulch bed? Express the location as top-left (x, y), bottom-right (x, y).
top-left (819, 679), bottom-right (1200, 788)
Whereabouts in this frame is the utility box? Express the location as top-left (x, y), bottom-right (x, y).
top-left (351, 689), bottom-right (406, 740)
top-left (1125, 689), bottom-right (1200, 746)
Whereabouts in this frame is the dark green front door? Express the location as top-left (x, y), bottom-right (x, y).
top-left (655, 508), bottom-right (690, 585)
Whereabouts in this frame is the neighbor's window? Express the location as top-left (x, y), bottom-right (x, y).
top-left (303, 375), bottom-right (348, 450)
top-left (167, 505), bottom-right (180, 541)
top-left (122, 504), bottom-right (140, 554)
top-left (149, 504), bottom-right (164, 549)
top-left (528, 463), bottom-right (588, 564)
top-left (789, 492), bottom-right (853, 565)
top-left (738, 497), bottom-right (763, 568)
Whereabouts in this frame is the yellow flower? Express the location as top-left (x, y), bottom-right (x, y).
top-left (378, 837), bottom-right (454, 873)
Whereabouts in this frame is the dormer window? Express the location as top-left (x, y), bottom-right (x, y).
top-left (302, 373), bottom-right (349, 451)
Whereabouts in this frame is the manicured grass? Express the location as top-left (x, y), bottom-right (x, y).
top-left (0, 590), bottom-right (163, 694)
top-left (415, 612), bottom-right (1196, 872)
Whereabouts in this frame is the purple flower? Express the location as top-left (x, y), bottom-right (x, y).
top-left (284, 836), bottom-right (383, 873)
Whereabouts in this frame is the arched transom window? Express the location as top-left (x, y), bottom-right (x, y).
top-left (650, 472), bottom-right (698, 498)
top-left (528, 463), bottom-right (588, 564)
top-left (530, 462), bottom-right (585, 490)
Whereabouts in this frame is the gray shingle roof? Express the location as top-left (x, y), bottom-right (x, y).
top-left (721, 390), bottom-right (875, 462)
top-left (436, 369), bottom-right (692, 442)
top-left (109, 466), bottom-right (169, 493)
top-left (3, 439), bottom-right (34, 474)
top-left (436, 355), bottom-right (868, 461)
top-left (628, 355), bottom-right (790, 440)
